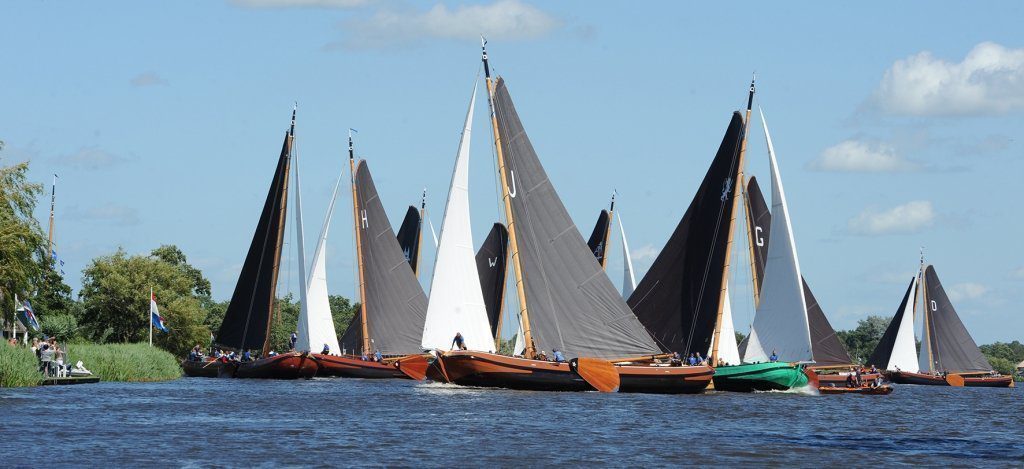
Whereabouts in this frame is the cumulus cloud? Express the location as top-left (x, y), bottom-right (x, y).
top-left (51, 146), bottom-right (128, 170)
top-left (848, 200), bottom-right (935, 235)
top-left (809, 139), bottom-right (920, 172)
top-left (229, 0), bottom-right (368, 8)
top-left (870, 41), bottom-right (1024, 116)
top-left (130, 72), bottom-right (168, 87)
top-left (66, 204), bottom-right (141, 226)
top-left (333, 0), bottom-right (560, 49)
top-left (631, 244), bottom-right (659, 262)
top-left (946, 282), bottom-right (991, 302)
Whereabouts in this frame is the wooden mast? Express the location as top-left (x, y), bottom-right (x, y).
top-left (710, 76), bottom-right (755, 365)
top-left (262, 106), bottom-right (295, 356)
top-left (349, 130), bottom-right (372, 356)
top-left (600, 192), bottom-right (615, 270)
top-left (919, 250), bottom-right (934, 373)
top-left (415, 189), bottom-right (426, 277)
top-left (47, 174), bottom-right (57, 261)
top-left (482, 38), bottom-right (536, 359)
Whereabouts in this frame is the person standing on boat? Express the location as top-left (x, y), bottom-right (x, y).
top-left (290, 332), bottom-right (298, 350)
top-left (769, 350), bottom-right (779, 363)
top-left (450, 332), bottom-right (467, 351)
top-left (854, 367), bottom-right (863, 386)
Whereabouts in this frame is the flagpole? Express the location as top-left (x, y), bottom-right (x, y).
top-left (149, 287), bottom-right (153, 347)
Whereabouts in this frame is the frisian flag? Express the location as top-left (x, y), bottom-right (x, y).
top-left (151, 293), bottom-right (169, 333)
top-left (17, 298), bottom-right (41, 332)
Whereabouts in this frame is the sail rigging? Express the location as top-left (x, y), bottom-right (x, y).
top-left (421, 84), bottom-right (495, 353)
top-left (743, 108), bottom-right (813, 363)
top-left (476, 222), bottom-right (509, 338)
top-left (215, 115), bottom-right (293, 353)
top-left (339, 158), bottom-right (429, 356)
top-left (920, 265), bottom-right (991, 373)
top-left (489, 77), bottom-right (661, 359)
top-left (744, 177), bottom-right (852, 365)
top-left (627, 112), bottom-right (745, 357)
top-left (868, 277), bottom-right (919, 371)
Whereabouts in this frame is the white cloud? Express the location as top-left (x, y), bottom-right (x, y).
top-left (51, 146), bottom-right (128, 170)
top-left (130, 72), bottom-right (168, 87)
top-left (1011, 267), bottom-right (1024, 279)
top-left (66, 204), bottom-right (141, 226)
top-left (946, 282), bottom-right (990, 302)
top-left (335, 0), bottom-right (560, 49)
top-left (848, 200), bottom-right (935, 235)
top-left (809, 139), bottom-right (920, 172)
top-left (631, 244), bottom-right (659, 262)
top-left (229, 0), bottom-right (368, 8)
top-left (870, 42), bottom-right (1024, 116)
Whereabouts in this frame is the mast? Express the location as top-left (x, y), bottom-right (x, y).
top-left (710, 75), bottom-right (754, 364)
top-left (919, 250), bottom-right (934, 372)
top-left (349, 130), bottom-right (372, 355)
top-left (47, 174), bottom-right (57, 261)
top-left (483, 38), bottom-right (535, 358)
top-left (416, 189), bottom-right (426, 277)
top-left (261, 106), bottom-right (295, 356)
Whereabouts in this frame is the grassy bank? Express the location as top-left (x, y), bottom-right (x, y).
top-left (0, 346), bottom-right (42, 388)
top-left (66, 343), bottom-right (181, 383)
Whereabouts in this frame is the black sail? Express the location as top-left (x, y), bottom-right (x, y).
top-left (476, 222), bottom-right (509, 338)
top-left (396, 206), bottom-right (422, 273)
top-left (340, 161), bottom-right (428, 356)
top-left (745, 177), bottom-right (853, 365)
top-left (493, 78), bottom-right (660, 359)
top-left (923, 265), bottom-right (991, 373)
top-left (586, 209), bottom-right (611, 267)
top-left (867, 278), bottom-right (916, 368)
top-left (627, 112), bottom-right (745, 357)
top-left (215, 131), bottom-right (291, 351)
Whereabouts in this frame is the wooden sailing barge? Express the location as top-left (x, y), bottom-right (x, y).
top-left (201, 108), bottom-right (319, 380)
top-left (321, 133), bottom-right (430, 380)
top-left (433, 43), bottom-right (712, 394)
top-left (871, 262), bottom-right (1013, 388)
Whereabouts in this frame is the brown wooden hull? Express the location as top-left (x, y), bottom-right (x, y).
top-left (816, 372), bottom-right (881, 385)
top-left (887, 371), bottom-right (948, 386)
top-left (819, 385), bottom-right (893, 395)
top-left (616, 364), bottom-right (713, 394)
top-left (313, 354), bottom-right (409, 379)
top-left (963, 375), bottom-right (1015, 388)
top-left (437, 351), bottom-right (594, 392)
top-left (181, 358), bottom-right (221, 378)
top-left (231, 352), bottom-right (319, 379)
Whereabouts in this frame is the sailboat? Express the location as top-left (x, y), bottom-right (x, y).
top-left (476, 222), bottom-right (509, 342)
top-left (714, 107), bottom-right (817, 391)
top-left (741, 176), bottom-right (879, 388)
top-left (326, 133), bottom-right (430, 380)
top-left (396, 191), bottom-right (426, 276)
top-left (876, 261), bottom-right (1013, 387)
top-left (203, 108), bottom-right (319, 379)
top-left (434, 42), bottom-right (713, 394)
top-left (585, 195), bottom-right (614, 269)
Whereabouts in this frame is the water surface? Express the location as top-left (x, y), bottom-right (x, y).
top-left (2, 378), bottom-right (1021, 466)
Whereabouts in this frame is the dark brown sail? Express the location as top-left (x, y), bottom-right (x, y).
top-left (492, 78), bottom-right (660, 359)
top-left (744, 176), bottom-right (853, 365)
top-left (923, 265), bottom-right (991, 373)
top-left (475, 222), bottom-right (508, 337)
top-left (340, 161), bottom-right (428, 356)
top-left (867, 278), bottom-right (916, 367)
top-left (586, 209), bottom-right (611, 268)
top-left (627, 112), bottom-right (745, 357)
top-left (215, 130), bottom-right (291, 352)
top-left (396, 205), bottom-right (422, 273)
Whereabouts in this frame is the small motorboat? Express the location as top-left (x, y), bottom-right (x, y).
top-left (818, 384), bottom-right (894, 395)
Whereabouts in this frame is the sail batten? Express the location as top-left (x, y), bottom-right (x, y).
top-left (492, 77), bottom-right (660, 359)
top-left (422, 84), bottom-right (495, 353)
top-left (743, 109), bottom-right (813, 364)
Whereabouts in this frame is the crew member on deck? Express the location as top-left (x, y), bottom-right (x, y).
top-left (321, 343), bottom-right (330, 355)
top-left (451, 332), bottom-right (467, 351)
top-left (695, 352), bottom-right (705, 365)
top-left (552, 349), bottom-right (566, 363)
top-left (290, 332), bottom-right (298, 350)
top-left (374, 350), bottom-right (383, 362)
top-left (769, 350), bottom-right (779, 363)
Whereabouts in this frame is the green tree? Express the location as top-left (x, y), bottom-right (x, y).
top-left (837, 315), bottom-right (891, 365)
top-left (32, 261), bottom-right (77, 320)
top-left (78, 248), bottom-right (210, 356)
top-left (150, 245), bottom-right (211, 297)
top-left (0, 160), bottom-right (45, 310)
top-left (329, 295), bottom-right (358, 341)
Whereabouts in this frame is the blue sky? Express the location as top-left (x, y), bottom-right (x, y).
top-left (3, 1), bottom-right (1022, 343)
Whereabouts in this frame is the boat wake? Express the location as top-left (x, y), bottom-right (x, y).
top-left (753, 385), bottom-right (819, 396)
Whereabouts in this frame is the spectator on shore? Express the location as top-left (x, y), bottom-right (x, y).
top-left (39, 344), bottom-right (54, 376)
top-left (31, 338), bottom-right (41, 358)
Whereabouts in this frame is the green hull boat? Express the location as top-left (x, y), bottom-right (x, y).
top-left (711, 362), bottom-right (814, 392)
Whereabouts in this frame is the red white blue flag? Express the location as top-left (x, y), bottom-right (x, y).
top-left (151, 293), bottom-right (169, 333)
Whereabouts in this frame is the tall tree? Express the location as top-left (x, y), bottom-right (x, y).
top-left (837, 315), bottom-right (891, 364)
top-left (0, 159), bottom-right (45, 310)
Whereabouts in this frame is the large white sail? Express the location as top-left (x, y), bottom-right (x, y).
top-left (296, 169), bottom-right (343, 354)
top-left (743, 108), bottom-right (813, 363)
top-left (421, 82), bottom-right (495, 353)
top-left (292, 143), bottom-right (311, 351)
top-left (617, 214), bottom-right (637, 298)
top-left (887, 277), bottom-right (919, 371)
top-left (715, 286), bottom-right (741, 365)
